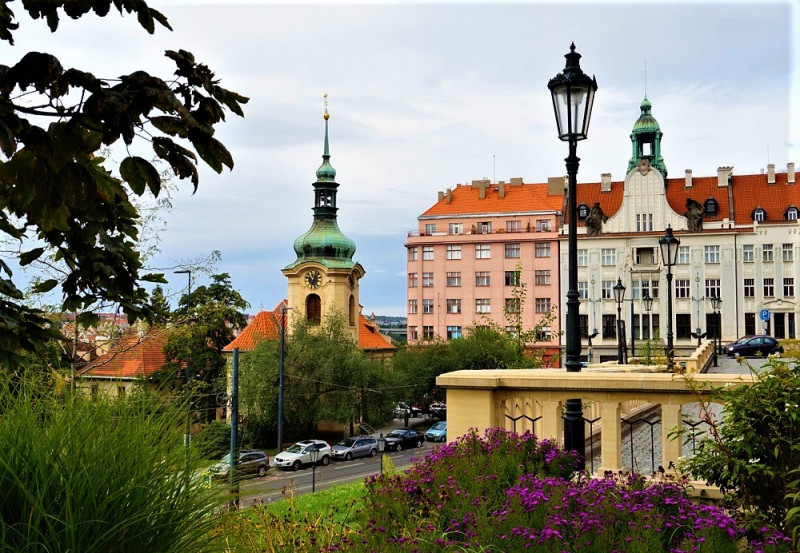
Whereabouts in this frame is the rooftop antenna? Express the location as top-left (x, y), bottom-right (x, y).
top-left (493, 155), bottom-right (496, 183)
top-left (644, 59), bottom-right (647, 98)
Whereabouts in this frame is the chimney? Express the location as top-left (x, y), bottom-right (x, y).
top-left (601, 173), bottom-right (612, 193)
top-left (788, 162), bottom-right (796, 184)
top-left (498, 181), bottom-right (505, 198)
top-left (767, 163), bottom-right (776, 184)
top-left (510, 177), bottom-right (524, 186)
top-left (473, 180), bottom-right (487, 199)
top-left (547, 176), bottom-right (566, 196)
top-left (684, 169), bottom-right (693, 188)
top-left (446, 188), bottom-right (452, 203)
top-left (438, 191), bottom-right (444, 201)
top-left (717, 166), bottom-right (732, 187)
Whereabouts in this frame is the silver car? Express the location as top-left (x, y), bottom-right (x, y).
top-left (332, 437), bottom-right (378, 461)
top-left (274, 439), bottom-right (332, 471)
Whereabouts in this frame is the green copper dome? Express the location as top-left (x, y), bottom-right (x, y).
top-left (631, 98), bottom-right (660, 133)
top-left (285, 104), bottom-right (357, 271)
top-left (627, 97), bottom-right (667, 178)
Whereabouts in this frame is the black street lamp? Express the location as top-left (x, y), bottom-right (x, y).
top-left (643, 292), bottom-right (653, 315)
top-left (659, 226), bottom-right (680, 370)
top-left (310, 448), bottom-right (319, 493)
top-left (377, 433), bottom-right (386, 474)
top-left (710, 294), bottom-right (722, 367)
top-left (548, 42), bottom-right (597, 470)
top-left (613, 277), bottom-right (626, 363)
top-left (278, 304), bottom-right (287, 456)
top-left (587, 329), bottom-right (599, 364)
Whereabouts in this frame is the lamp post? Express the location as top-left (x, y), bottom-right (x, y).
top-left (378, 433), bottom-right (385, 474)
top-left (310, 447), bottom-right (319, 493)
top-left (691, 276), bottom-right (705, 348)
top-left (278, 304), bottom-right (287, 455)
top-left (587, 329), bottom-right (599, 364)
top-left (174, 269), bottom-right (192, 453)
top-left (710, 294), bottom-right (722, 367)
top-left (548, 42), bottom-right (597, 469)
top-left (613, 277), bottom-right (626, 363)
top-left (659, 226), bottom-right (680, 370)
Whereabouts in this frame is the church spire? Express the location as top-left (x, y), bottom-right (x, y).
top-left (627, 97), bottom-right (667, 178)
top-left (316, 94), bottom-right (336, 182)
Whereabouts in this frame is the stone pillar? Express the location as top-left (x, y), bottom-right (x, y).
top-left (539, 400), bottom-right (563, 444)
top-left (597, 401), bottom-right (622, 475)
top-left (661, 403), bottom-right (683, 470)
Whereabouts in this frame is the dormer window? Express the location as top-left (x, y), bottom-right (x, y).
top-left (787, 206), bottom-right (798, 221)
top-left (577, 203), bottom-right (590, 220)
top-left (704, 198), bottom-right (718, 215)
top-left (753, 207), bottom-right (766, 222)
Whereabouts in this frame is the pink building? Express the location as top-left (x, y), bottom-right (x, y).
top-left (405, 178), bottom-right (563, 359)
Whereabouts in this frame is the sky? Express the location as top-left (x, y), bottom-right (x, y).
top-left (8, 0), bottom-right (799, 317)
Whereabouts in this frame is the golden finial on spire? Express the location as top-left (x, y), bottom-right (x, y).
top-left (323, 93), bottom-right (329, 120)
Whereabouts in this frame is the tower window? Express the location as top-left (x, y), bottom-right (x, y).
top-left (349, 295), bottom-right (356, 326)
top-left (306, 294), bottom-right (321, 325)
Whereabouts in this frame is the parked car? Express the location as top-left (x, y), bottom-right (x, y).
top-left (394, 402), bottom-right (411, 418)
top-left (208, 450), bottom-right (269, 479)
top-left (725, 335), bottom-right (783, 357)
top-left (332, 436), bottom-right (378, 461)
top-left (425, 421), bottom-right (447, 442)
top-left (383, 429), bottom-right (424, 451)
top-left (429, 402), bottom-right (446, 418)
top-left (274, 439), bottom-right (332, 471)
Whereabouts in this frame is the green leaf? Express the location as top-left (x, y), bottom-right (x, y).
top-left (31, 278), bottom-right (58, 294)
top-left (150, 116), bottom-right (188, 138)
top-left (188, 132), bottom-right (233, 174)
top-left (120, 155), bottom-right (161, 196)
top-left (19, 247), bottom-right (45, 266)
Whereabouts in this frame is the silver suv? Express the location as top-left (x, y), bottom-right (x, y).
top-left (274, 439), bottom-right (332, 471)
top-left (332, 437), bottom-right (378, 461)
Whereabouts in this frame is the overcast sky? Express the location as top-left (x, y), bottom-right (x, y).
top-left (9, 0), bottom-right (799, 317)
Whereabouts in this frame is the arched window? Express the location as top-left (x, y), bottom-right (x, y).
top-left (753, 207), bottom-right (766, 222)
top-left (704, 198), bottom-right (718, 215)
top-left (306, 294), bottom-right (321, 325)
top-left (786, 206), bottom-right (798, 221)
top-left (577, 203), bottom-right (590, 220)
top-left (349, 295), bottom-right (356, 326)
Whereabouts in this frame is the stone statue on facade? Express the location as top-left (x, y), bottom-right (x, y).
top-left (685, 198), bottom-right (705, 232)
top-left (585, 202), bottom-right (608, 236)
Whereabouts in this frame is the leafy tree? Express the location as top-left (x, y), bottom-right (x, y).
top-left (0, 1), bottom-right (248, 367)
top-left (147, 284), bottom-right (171, 326)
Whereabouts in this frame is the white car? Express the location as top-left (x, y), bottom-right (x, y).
top-left (273, 439), bottom-right (332, 471)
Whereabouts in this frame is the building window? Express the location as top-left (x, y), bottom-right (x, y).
top-left (424, 223), bottom-right (436, 235)
top-left (704, 245), bottom-right (720, 264)
top-left (408, 299), bottom-right (418, 314)
top-left (422, 272), bottom-right (434, 287)
top-left (535, 297), bottom-right (551, 313)
top-left (535, 243), bottom-right (551, 258)
top-left (422, 246), bottom-right (434, 260)
top-left (675, 279), bottom-right (690, 299)
top-left (764, 278), bottom-right (775, 297)
top-left (536, 326), bottom-right (552, 341)
top-left (536, 219), bottom-right (551, 232)
top-left (677, 246), bottom-right (690, 264)
top-left (763, 244), bottom-right (774, 262)
top-left (577, 281), bottom-right (588, 299)
top-left (475, 244), bottom-right (491, 259)
top-left (477, 221), bottom-right (492, 234)
top-left (446, 299), bottom-right (461, 314)
top-left (602, 314), bottom-right (616, 339)
top-left (744, 313), bottom-right (756, 335)
top-left (446, 272), bottom-right (461, 287)
top-left (505, 326), bottom-right (518, 338)
top-left (505, 298), bottom-right (520, 314)
top-left (704, 198), bottom-right (718, 215)
top-left (601, 280), bottom-right (614, 299)
top-left (636, 213), bottom-right (653, 232)
top-left (446, 326), bottom-right (462, 340)
top-left (446, 245), bottom-right (461, 260)
top-left (705, 279), bottom-right (720, 299)
top-left (117, 386), bottom-right (126, 398)
top-left (408, 247), bottom-right (418, 261)
top-left (578, 204), bottom-right (590, 219)
top-left (744, 278), bottom-right (754, 298)
top-left (475, 271), bottom-right (490, 286)
top-left (306, 294), bottom-right (321, 324)
top-left (577, 249), bottom-right (588, 267)
top-left (784, 278), bottom-right (795, 297)
top-left (423, 299), bottom-right (434, 314)
top-left (650, 280), bottom-right (659, 298)
top-left (506, 220), bottom-right (521, 233)
top-left (505, 243), bottom-right (521, 258)
top-left (783, 243), bottom-right (794, 262)
top-left (422, 326), bottom-right (434, 340)
top-left (676, 314), bottom-right (692, 339)
top-left (601, 248), bottom-right (615, 266)
top-left (476, 298), bottom-right (491, 313)
top-left (408, 273), bottom-right (418, 287)
top-left (535, 270), bottom-right (551, 285)
top-left (743, 244), bottom-right (754, 263)
top-left (449, 222), bottom-right (463, 235)
top-left (788, 207), bottom-right (798, 221)
top-left (753, 208), bottom-right (766, 222)
top-left (408, 326), bottom-right (418, 341)
top-left (579, 315), bottom-right (589, 338)
top-left (505, 270), bottom-right (521, 286)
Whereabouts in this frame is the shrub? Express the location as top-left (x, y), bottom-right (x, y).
top-left (194, 421), bottom-right (234, 459)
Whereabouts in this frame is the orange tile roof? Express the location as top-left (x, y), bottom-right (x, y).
top-left (422, 183), bottom-right (563, 217)
top-left (573, 180), bottom-right (625, 224)
top-left (222, 303), bottom-right (284, 352)
top-left (358, 314), bottom-right (395, 351)
top-left (727, 173), bottom-right (799, 223)
top-left (79, 330), bottom-right (170, 379)
top-left (664, 176), bottom-right (732, 222)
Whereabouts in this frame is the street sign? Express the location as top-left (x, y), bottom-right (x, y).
top-left (759, 309), bottom-right (770, 321)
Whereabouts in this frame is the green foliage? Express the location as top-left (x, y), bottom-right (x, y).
top-left (0, 377), bottom-right (227, 553)
top-left (678, 359), bottom-right (800, 540)
top-left (194, 420), bottom-right (234, 459)
top-left (0, 1), bottom-right (247, 366)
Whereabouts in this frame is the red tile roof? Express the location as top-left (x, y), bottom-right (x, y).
top-left (572, 180), bottom-right (625, 224)
top-left (79, 330), bottom-right (170, 379)
top-left (728, 173), bottom-right (799, 223)
top-left (222, 303), bottom-right (284, 352)
top-left (422, 183), bottom-right (563, 217)
top-left (664, 176), bottom-right (732, 223)
top-left (358, 314), bottom-right (395, 351)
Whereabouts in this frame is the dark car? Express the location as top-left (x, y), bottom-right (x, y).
top-left (383, 429), bottom-right (423, 451)
top-left (332, 437), bottom-right (378, 461)
top-left (208, 450), bottom-right (269, 479)
top-left (725, 335), bottom-right (783, 357)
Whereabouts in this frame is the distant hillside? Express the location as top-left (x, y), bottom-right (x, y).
top-left (374, 316), bottom-right (406, 329)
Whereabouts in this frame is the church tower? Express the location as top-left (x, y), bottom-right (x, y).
top-left (282, 97), bottom-right (364, 340)
top-left (626, 98), bottom-right (667, 179)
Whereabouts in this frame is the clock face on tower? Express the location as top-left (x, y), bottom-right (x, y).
top-left (305, 270), bottom-right (322, 289)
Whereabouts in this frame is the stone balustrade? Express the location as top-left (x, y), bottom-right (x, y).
top-left (436, 368), bottom-right (754, 476)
